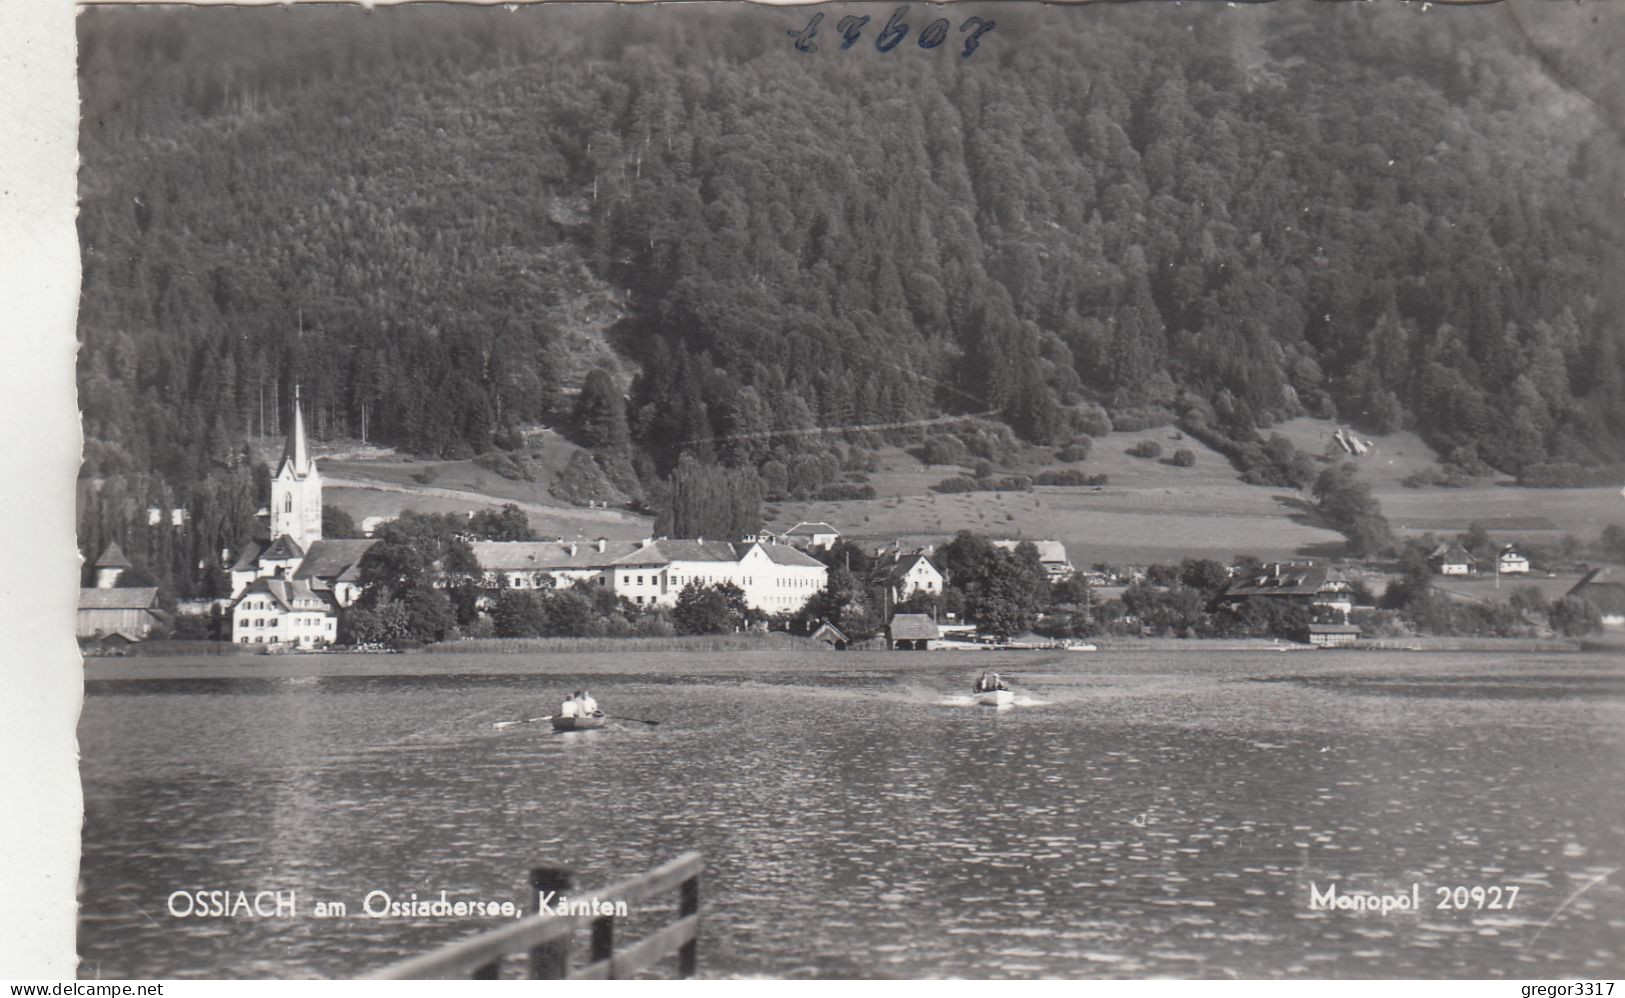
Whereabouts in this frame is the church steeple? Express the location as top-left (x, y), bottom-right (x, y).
top-left (277, 384), bottom-right (313, 480)
top-left (270, 384), bottom-right (322, 548)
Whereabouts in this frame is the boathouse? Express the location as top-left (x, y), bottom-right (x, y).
top-left (887, 613), bottom-right (939, 650)
top-left (810, 620), bottom-right (849, 650)
top-left (1306, 623), bottom-right (1362, 647)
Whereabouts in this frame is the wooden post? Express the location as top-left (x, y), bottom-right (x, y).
top-left (528, 866), bottom-right (575, 979)
top-left (677, 873), bottom-right (700, 978)
top-left (590, 915), bottom-right (615, 976)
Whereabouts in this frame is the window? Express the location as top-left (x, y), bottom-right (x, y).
top-left (635, 595), bottom-right (644, 605)
top-left (240, 636), bottom-right (249, 644)
top-left (283, 494), bottom-right (292, 513)
top-left (637, 575), bottom-right (644, 585)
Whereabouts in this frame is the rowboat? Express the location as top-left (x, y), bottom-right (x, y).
top-left (552, 712), bottom-right (607, 731)
top-left (975, 689), bottom-right (1014, 707)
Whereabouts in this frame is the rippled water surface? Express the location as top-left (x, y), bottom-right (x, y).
top-left (78, 649), bottom-right (1625, 978)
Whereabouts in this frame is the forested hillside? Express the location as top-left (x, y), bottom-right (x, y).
top-left (77, 3), bottom-right (1625, 582)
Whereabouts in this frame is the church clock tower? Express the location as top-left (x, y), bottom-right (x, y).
top-left (270, 386), bottom-right (323, 550)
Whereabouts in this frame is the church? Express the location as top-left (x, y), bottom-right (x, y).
top-left (228, 389), bottom-right (375, 648)
top-left (227, 388), bottom-right (829, 648)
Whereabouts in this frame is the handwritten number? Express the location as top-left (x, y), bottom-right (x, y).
top-left (959, 16), bottom-right (995, 58)
top-left (918, 18), bottom-right (949, 49)
top-left (836, 15), bottom-right (871, 50)
top-left (788, 12), bottom-right (822, 53)
top-left (876, 5), bottom-right (910, 53)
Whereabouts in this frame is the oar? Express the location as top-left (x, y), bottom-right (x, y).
top-left (493, 716), bottom-right (552, 729)
top-left (606, 714), bottom-right (661, 726)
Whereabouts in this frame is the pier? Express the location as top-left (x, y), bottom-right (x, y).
top-left (366, 852), bottom-right (702, 980)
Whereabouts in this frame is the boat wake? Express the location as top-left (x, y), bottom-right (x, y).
top-left (938, 694), bottom-right (1047, 708)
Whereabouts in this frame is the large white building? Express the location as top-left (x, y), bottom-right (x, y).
top-left (470, 537), bottom-right (829, 614)
top-left (232, 576), bottom-right (337, 649)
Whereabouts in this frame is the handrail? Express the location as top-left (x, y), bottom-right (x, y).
top-left (365, 852), bottom-right (702, 980)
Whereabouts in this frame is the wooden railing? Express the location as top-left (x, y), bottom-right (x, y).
top-left (365, 852), bottom-right (702, 980)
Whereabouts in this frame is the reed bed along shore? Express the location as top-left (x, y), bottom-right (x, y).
top-left (427, 632), bottom-right (821, 655)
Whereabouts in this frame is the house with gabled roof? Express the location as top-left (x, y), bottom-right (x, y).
top-left (230, 576), bottom-right (337, 649)
top-left (887, 613), bottom-right (939, 650)
top-left (1568, 568), bottom-right (1625, 628)
top-left (1213, 563), bottom-right (1355, 619)
top-left (781, 522), bottom-right (840, 551)
top-left (1497, 545), bottom-right (1530, 575)
top-left (885, 552), bottom-right (944, 601)
top-left (1429, 542), bottom-right (1477, 576)
top-left (991, 539), bottom-right (1075, 579)
top-left (77, 586), bottom-right (163, 640)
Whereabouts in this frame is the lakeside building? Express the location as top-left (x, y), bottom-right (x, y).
top-left (991, 539), bottom-right (1075, 580)
top-left (470, 536), bottom-right (829, 614)
top-left (1568, 569), bottom-right (1625, 629)
top-left (1306, 623), bottom-right (1362, 647)
top-left (77, 585), bottom-right (163, 641)
top-left (231, 577), bottom-right (337, 648)
top-left (887, 613), bottom-right (939, 650)
top-left (1213, 563), bottom-right (1356, 620)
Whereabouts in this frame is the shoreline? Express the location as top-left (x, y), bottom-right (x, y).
top-left (101, 632), bottom-right (1584, 661)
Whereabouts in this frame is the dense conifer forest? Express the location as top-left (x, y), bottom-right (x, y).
top-left (76, 3), bottom-right (1625, 588)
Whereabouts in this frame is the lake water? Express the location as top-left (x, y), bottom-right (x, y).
top-left (77, 648), bottom-right (1625, 979)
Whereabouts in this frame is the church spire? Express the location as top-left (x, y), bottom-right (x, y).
top-left (278, 383), bottom-right (311, 479)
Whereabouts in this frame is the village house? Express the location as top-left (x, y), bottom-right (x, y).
top-left (780, 521), bottom-right (840, 551)
top-left (1214, 563), bottom-right (1356, 620)
top-left (230, 576), bottom-right (338, 649)
top-left (809, 620), bottom-right (850, 650)
top-left (885, 552), bottom-right (945, 601)
top-left (1568, 569), bottom-right (1625, 629)
top-left (1497, 545), bottom-right (1530, 575)
top-left (1429, 542), bottom-right (1477, 576)
top-left (992, 539), bottom-right (1075, 579)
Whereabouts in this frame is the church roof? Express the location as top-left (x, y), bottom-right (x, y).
top-left (229, 539), bottom-right (266, 573)
top-left (293, 540), bottom-right (379, 583)
top-left (94, 541), bottom-right (133, 569)
top-left (79, 587), bottom-right (159, 610)
top-left (262, 535), bottom-right (306, 561)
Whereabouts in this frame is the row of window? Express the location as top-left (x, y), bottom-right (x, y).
top-left (236, 616), bottom-right (334, 629)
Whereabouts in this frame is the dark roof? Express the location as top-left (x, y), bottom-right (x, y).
top-left (1430, 542), bottom-right (1475, 564)
top-left (79, 587), bottom-right (159, 610)
top-left (755, 543), bottom-right (825, 568)
top-left (612, 539), bottom-right (739, 566)
top-left (1222, 564), bottom-right (1331, 599)
top-left (472, 540), bottom-right (645, 572)
top-left (261, 535), bottom-right (306, 561)
top-left (811, 621), bottom-right (849, 643)
top-left (229, 539), bottom-right (266, 572)
top-left (894, 554), bottom-right (939, 576)
top-left (888, 613), bottom-right (940, 640)
top-left (233, 576), bottom-right (332, 613)
top-left (1308, 624), bottom-right (1363, 634)
top-left (1569, 569), bottom-right (1625, 616)
top-left (94, 541), bottom-right (133, 569)
top-left (292, 540), bottom-right (378, 582)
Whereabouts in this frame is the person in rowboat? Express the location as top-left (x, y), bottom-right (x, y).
top-left (559, 690), bottom-right (582, 719)
top-left (580, 690), bottom-right (598, 716)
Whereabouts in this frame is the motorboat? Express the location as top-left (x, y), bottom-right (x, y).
top-left (552, 712), bottom-right (607, 731)
top-left (975, 689), bottom-right (1015, 707)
